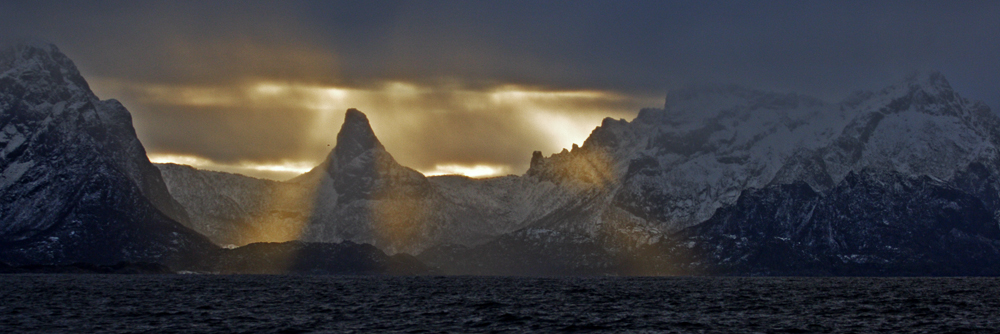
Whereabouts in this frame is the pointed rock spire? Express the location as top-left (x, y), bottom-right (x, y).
top-left (329, 109), bottom-right (385, 169)
top-left (313, 108), bottom-right (428, 204)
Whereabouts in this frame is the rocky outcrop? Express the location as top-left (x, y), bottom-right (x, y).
top-left (0, 41), bottom-right (213, 267)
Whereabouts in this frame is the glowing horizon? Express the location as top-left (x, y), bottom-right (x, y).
top-left (148, 153), bottom-right (518, 180)
top-left (101, 78), bottom-right (659, 181)
top-left (421, 164), bottom-right (512, 178)
top-left (147, 153), bottom-right (316, 181)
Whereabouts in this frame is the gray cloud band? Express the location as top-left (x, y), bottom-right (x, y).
top-left (4, 1), bottom-right (998, 179)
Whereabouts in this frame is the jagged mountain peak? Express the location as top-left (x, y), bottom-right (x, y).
top-left (0, 41), bottom-right (210, 265)
top-left (327, 108), bottom-right (386, 171)
top-left (314, 108), bottom-right (426, 203)
top-left (0, 40), bottom-right (62, 69)
top-left (304, 109), bottom-right (442, 254)
top-left (0, 41), bottom-right (91, 99)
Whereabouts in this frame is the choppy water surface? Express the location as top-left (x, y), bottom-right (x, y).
top-left (2, 275), bottom-right (999, 333)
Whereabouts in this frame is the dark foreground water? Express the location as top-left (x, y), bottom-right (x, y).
top-left (2, 275), bottom-right (999, 333)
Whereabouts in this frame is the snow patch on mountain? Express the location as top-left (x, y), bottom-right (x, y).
top-left (0, 41), bottom-right (212, 266)
top-left (519, 72), bottom-right (1000, 238)
top-left (156, 163), bottom-right (314, 247)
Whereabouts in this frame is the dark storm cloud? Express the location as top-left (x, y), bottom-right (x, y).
top-left (8, 1), bottom-right (998, 97)
top-left (287, 1), bottom-right (1000, 104)
top-left (2, 0), bottom-right (999, 178)
top-left (1, 0), bottom-right (339, 86)
top-left (131, 104), bottom-right (318, 164)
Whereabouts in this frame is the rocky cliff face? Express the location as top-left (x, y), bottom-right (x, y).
top-left (524, 73), bottom-right (1000, 234)
top-left (148, 59), bottom-right (1000, 275)
top-left (300, 109), bottom-right (571, 254)
top-left (155, 163), bottom-right (312, 247)
top-left (423, 72), bottom-right (1000, 275)
top-left (673, 169), bottom-right (1000, 276)
top-left (0, 42), bottom-right (212, 266)
top-left (157, 108), bottom-right (568, 254)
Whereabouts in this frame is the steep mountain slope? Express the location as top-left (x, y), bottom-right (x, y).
top-left (156, 163), bottom-right (312, 247)
top-left (0, 42), bottom-right (213, 266)
top-left (158, 109), bottom-right (571, 254)
top-left (300, 109), bottom-right (572, 254)
top-left (541, 72), bottom-right (998, 231)
top-left (673, 169), bottom-right (1000, 276)
top-left (556, 73), bottom-right (1000, 233)
top-left (153, 67), bottom-right (1000, 275)
top-left (423, 72), bottom-right (1000, 275)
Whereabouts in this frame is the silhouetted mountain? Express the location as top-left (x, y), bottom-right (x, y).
top-left (0, 41), bottom-right (214, 267)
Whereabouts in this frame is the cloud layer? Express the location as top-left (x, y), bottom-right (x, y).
top-left (3, 1), bottom-right (998, 179)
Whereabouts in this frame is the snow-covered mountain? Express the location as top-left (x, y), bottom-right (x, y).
top-left (0, 42), bottom-right (213, 266)
top-left (299, 109), bottom-right (574, 254)
top-left (155, 163), bottom-right (313, 247)
top-left (526, 73), bottom-right (1000, 233)
top-left (673, 169), bottom-right (1000, 276)
top-left (0, 42), bottom-right (419, 275)
top-left (422, 72), bottom-right (1000, 275)
top-left (147, 54), bottom-right (1000, 275)
top-left (159, 109), bottom-right (575, 254)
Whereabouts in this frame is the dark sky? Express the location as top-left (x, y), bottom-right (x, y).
top-left (3, 0), bottom-right (998, 179)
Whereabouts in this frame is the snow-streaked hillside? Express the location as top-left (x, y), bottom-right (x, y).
top-left (299, 109), bottom-right (579, 254)
top-left (0, 41), bottom-right (212, 266)
top-left (156, 163), bottom-right (314, 247)
top-left (525, 72), bottom-right (1000, 236)
top-left (156, 71), bottom-right (1000, 275)
top-left (161, 110), bottom-right (575, 253)
top-left (424, 72), bottom-right (1000, 274)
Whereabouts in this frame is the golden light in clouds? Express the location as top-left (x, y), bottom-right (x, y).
top-left (93, 77), bottom-right (659, 180)
top-left (422, 164), bottom-right (512, 178)
top-left (147, 153), bottom-right (314, 181)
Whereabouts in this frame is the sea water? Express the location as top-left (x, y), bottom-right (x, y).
top-left (1, 275), bottom-right (998, 333)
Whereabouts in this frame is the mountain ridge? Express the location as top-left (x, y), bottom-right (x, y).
top-left (50, 35), bottom-right (995, 275)
top-left (0, 41), bottom-right (423, 275)
top-left (418, 71), bottom-right (1000, 275)
top-left (0, 42), bottom-right (211, 266)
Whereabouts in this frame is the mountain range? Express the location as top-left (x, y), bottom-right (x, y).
top-left (0, 42), bottom-right (421, 274)
top-left (4, 41), bottom-right (1000, 275)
